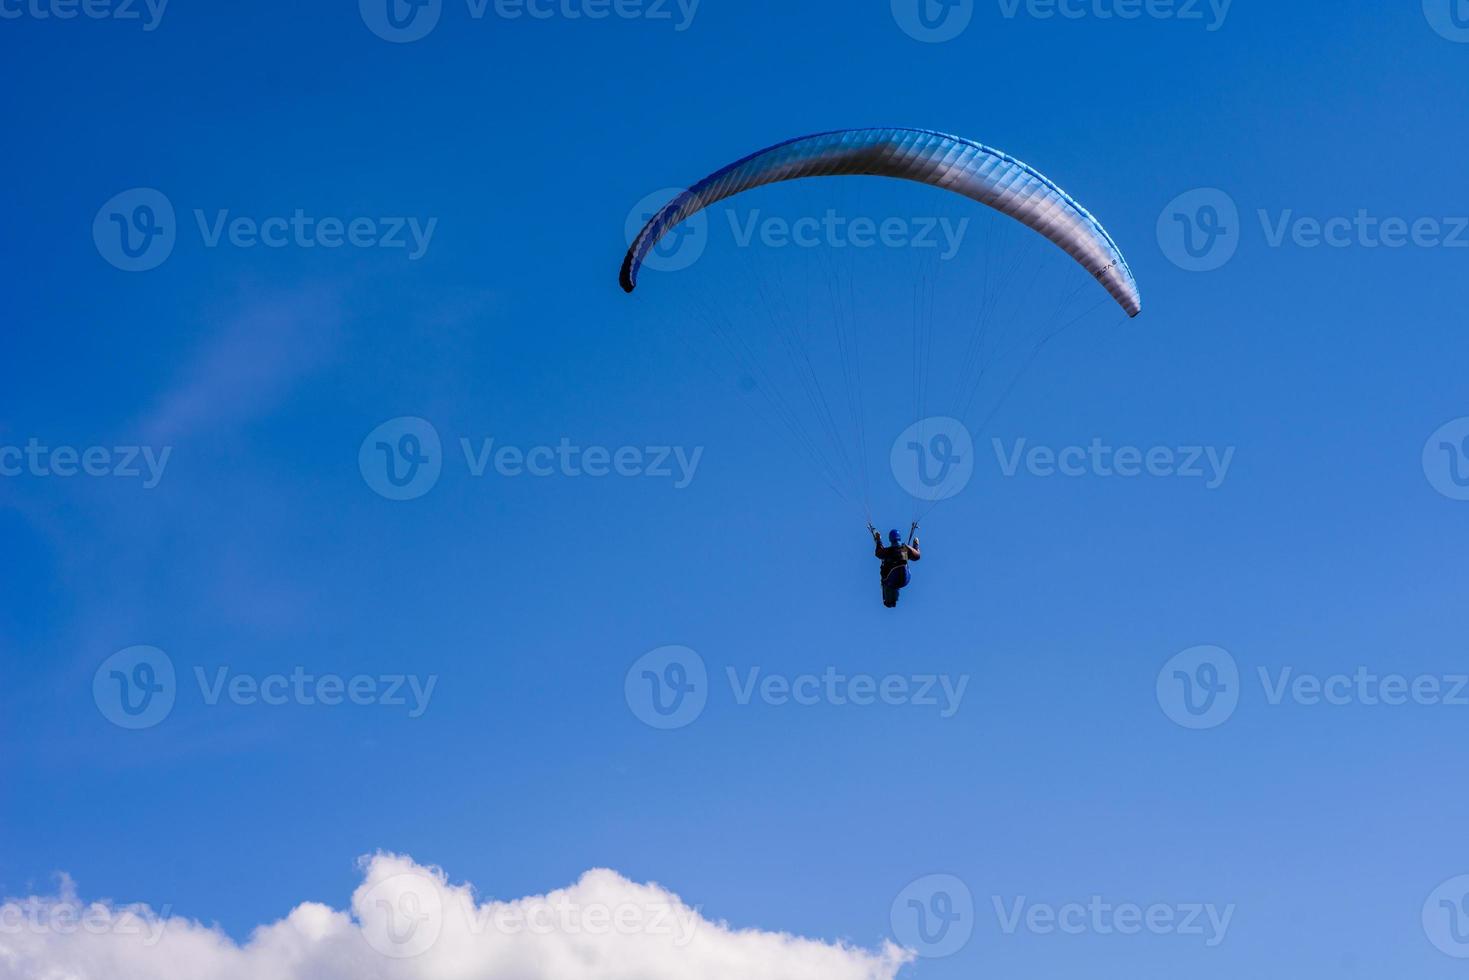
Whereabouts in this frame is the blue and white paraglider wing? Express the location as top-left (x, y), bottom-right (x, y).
top-left (620, 127), bottom-right (1141, 317)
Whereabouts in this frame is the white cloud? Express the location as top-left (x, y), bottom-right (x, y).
top-left (0, 854), bottom-right (911, 980)
top-left (141, 286), bottom-right (343, 445)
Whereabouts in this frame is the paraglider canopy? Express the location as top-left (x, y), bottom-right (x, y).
top-left (621, 127), bottom-right (1141, 317)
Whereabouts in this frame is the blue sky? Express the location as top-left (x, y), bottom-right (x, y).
top-left (2, 2), bottom-right (1469, 978)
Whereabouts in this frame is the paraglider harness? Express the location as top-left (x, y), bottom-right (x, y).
top-left (870, 523), bottom-right (920, 608)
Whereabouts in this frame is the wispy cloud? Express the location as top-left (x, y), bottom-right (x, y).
top-left (141, 286), bottom-right (344, 445)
